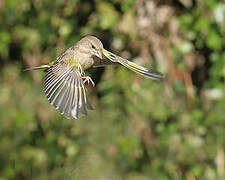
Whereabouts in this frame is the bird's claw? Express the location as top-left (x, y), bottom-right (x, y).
top-left (82, 76), bottom-right (95, 87)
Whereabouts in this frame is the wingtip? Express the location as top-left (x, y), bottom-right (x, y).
top-left (154, 72), bottom-right (165, 80)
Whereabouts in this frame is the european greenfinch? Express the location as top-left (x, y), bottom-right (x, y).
top-left (25, 36), bottom-right (164, 119)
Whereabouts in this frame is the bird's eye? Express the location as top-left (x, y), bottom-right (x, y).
top-left (91, 44), bottom-right (96, 50)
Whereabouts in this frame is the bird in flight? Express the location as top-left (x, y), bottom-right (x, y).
top-left (25, 36), bottom-right (164, 119)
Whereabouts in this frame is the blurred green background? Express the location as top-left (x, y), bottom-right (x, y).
top-left (0, 0), bottom-right (225, 179)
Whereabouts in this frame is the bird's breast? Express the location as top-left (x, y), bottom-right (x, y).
top-left (80, 58), bottom-right (94, 70)
top-left (72, 48), bottom-right (95, 70)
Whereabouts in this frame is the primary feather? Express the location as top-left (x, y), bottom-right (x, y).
top-left (102, 49), bottom-right (164, 80)
top-left (44, 62), bottom-right (93, 119)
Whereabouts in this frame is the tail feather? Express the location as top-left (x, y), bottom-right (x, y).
top-left (23, 64), bottom-right (50, 71)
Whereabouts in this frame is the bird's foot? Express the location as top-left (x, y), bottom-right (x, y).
top-left (82, 76), bottom-right (95, 87)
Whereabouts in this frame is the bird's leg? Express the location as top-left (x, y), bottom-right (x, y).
top-left (81, 73), bottom-right (95, 87)
top-left (82, 76), bottom-right (95, 87)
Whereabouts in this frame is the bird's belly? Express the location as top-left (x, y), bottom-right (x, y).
top-left (80, 58), bottom-right (94, 70)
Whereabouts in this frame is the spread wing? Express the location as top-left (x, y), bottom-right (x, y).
top-left (102, 49), bottom-right (165, 80)
top-left (43, 62), bottom-right (93, 119)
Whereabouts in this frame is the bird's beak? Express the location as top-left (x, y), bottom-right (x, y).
top-left (96, 50), bottom-right (103, 59)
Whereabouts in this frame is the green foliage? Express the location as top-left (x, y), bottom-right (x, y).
top-left (0, 0), bottom-right (224, 179)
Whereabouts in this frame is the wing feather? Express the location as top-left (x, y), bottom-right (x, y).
top-left (63, 78), bottom-right (75, 118)
top-left (59, 77), bottom-right (72, 115)
top-left (102, 49), bottom-right (164, 80)
top-left (71, 78), bottom-right (80, 119)
top-left (44, 67), bottom-right (71, 93)
top-left (44, 62), bottom-right (93, 119)
top-left (53, 79), bottom-right (69, 110)
top-left (48, 78), bottom-right (66, 105)
top-left (78, 86), bottom-right (87, 115)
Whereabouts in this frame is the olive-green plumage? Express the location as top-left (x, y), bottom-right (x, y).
top-left (25, 36), bottom-right (164, 119)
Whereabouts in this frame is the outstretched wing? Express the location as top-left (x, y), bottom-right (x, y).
top-left (43, 62), bottom-right (93, 119)
top-left (102, 49), bottom-right (165, 80)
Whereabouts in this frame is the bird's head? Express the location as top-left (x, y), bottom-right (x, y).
top-left (83, 36), bottom-right (104, 59)
top-left (78, 36), bottom-right (117, 62)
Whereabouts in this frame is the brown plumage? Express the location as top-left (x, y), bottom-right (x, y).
top-left (24, 36), bottom-right (164, 119)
